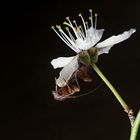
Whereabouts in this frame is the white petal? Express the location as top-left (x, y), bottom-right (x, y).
top-left (86, 28), bottom-right (104, 48)
top-left (96, 28), bottom-right (136, 48)
top-left (96, 28), bottom-right (136, 55)
top-left (51, 56), bottom-right (75, 69)
top-left (97, 45), bottom-right (113, 55)
top-left (56, 55), bottom-right (79, 87)
top-left (76, 27), bottom-right (104, 50)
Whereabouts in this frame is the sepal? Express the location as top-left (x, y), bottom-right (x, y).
top-left (79, 50), bottom-right (90, 65)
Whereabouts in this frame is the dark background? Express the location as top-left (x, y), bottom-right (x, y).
top-left (0, 0), bottom-right (140, 140)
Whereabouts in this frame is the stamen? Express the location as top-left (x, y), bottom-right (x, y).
top-left (53, 25), bottom-right (77, 52)
top-left (73, 20), bottom-right (83, 38)
top-left (66, 16), bottom-right (70, 20)
top-left (51, 26), bottom-right (55, 29)
top-left (51, 10), bottom-right (99, 53)
top-left (65, 27), bottom-right (69, 30)
top-left (56, 25), bottom-right (61, 29)
top-left (73, 20), bottom-right (76, 23)
top-left (57, 26), bottom-right (74, 45)
top-left (79, 25), bottom-right (85, 39)
top-left (51, 25), bottom-right (65, 41)
top-left (65, 27), bottom-right (76, 43)
top-left (63, 21), bottom-right (71, 27)
top-left (60, 32), bottom-right (77, 52)
top-left (73, 20), bottom-right (78, 29)
top-left (64, 21), bottom-right (81, 39)
top-left (89, 9), bottom-right (93, 27)
top-left (78, 13), bottom-right (87, 36)
top-left (66, 17), bottom-right (79, 39)
top-left (73, 20), bottom-right (80, 31)
top-left (85, 21), bottom-right (89, 29)
top-left (66, 17), bottom-right (75, 29)
top-left (94, 13), bottom-right (98, 29)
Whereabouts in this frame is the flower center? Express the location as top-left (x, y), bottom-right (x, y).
top-left (51, 9), bottom-right (98, 53)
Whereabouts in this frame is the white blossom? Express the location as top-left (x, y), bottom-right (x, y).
top-left (51, 9), bottom-right (136, 87)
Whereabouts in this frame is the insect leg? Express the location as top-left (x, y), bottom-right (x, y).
top-left (54, 77), bottom-right (58, 91)
top-left (63, 78), bottom-right (72, 93)
top-left (74, 71), bottom-right (80, 91)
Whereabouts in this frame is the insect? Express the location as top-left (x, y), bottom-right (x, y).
top-left (52, 47), bottom-right (100, 101)
top-left (52, 76), bottom-right (80, 101)
top-left (52, 64), bottom-right (94, 101)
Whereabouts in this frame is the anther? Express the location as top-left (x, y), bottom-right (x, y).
top-left (95, 13), bottom-right (98, 17)
top-left (78, 13), bottom-right (82, 17)
top-left (66, 16), bottom-right (70, 20)
top-left (94, 13), bottom-right (98, 29)
top-left (63, 21), bottom-right (67, 25)
top-left (73, 20), bottom-right (76, 23)
top-left (89, 9), bottom-right (92, 12)
top-left (65, 27), bottom-right (69, 30)
top-left (56, 25), bottom-right (61, 29)
top-left (51, 26), bottom-right (55, 29)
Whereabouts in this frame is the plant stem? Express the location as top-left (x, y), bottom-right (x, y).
top-left (92, 64), bottom-right (127, 109)
top-left (91, 64), bottom-right (135, 126)
top-left (130, 110), bottom-right (140, 140)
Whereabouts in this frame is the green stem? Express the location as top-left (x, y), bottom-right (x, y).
top-left (91, 64), bottom-right (128, 110)
top-left (130, 110), bottom-right (140, 140)
top-left (92, 64), bottom-right (135, 126)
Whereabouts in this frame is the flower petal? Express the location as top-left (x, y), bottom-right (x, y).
top-left (76, 27), bottom-right (105, 50)
top-left (56, 55), bottom-right (79, 87)
top-left (51, 56), bottom-right (75, 69)
top-left (95, 28), bottom-right (136, 55)
top-left (97, 46), bottom-right (113, 55)
top-left (86, 28), bottom-right (105, 48)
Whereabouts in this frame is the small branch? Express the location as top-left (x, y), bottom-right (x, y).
top-left (130, 110), bottom-right (140, 140)
top-left (91, 64), bottom-right (135, 126)
top-left (125, 107), bottom-right (135, 127)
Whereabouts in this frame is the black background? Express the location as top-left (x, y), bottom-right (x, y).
top-left (0, 0), bottom-right (140, 140)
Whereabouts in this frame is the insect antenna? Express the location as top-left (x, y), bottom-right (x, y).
top-left (71, 80), bottom-right (103, 99)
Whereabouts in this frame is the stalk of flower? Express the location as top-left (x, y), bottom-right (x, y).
top-left (51, 9), bottom-right (136, 126)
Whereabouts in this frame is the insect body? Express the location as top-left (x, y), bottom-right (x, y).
top-left (52, 77), bottom-right (80, 101)
top-left (52, 65), bottom-right (93, 101)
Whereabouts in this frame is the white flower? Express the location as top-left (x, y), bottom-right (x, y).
top-left (51, 9), bottom-right (136, 87)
